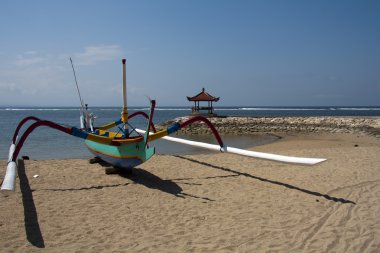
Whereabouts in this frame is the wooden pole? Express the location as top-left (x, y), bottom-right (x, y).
top-left (121, 59), bottom-right (129, 135)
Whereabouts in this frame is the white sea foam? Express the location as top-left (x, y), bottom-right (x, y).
top-left (337, 107), bottom-right (380, 111)
top-left (99, 108), bottom-right (120, 111)
top-left (100, 108), bottom-right (190, 111)
top-left (238, 107), bottom-right (380, 111)
top-left (155, 108), bottom-right (190, 111)
top-left (2, 108), bottom-right (79, 111)
top-left (239, 108), bottom-right (327, 111)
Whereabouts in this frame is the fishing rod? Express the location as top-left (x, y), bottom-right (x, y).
top-left (69, 57), bottom-right (85, 114)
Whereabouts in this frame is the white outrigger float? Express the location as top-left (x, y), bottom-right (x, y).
top-left (1, 59), bottom-right (326, 191)
top-left (136, 129), bottom-right (326, 165)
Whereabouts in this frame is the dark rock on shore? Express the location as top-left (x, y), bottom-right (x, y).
top-left (158, 116), bottom-right (380, 137)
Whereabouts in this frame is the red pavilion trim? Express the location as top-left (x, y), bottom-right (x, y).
top-left (187, 88), bottom-right (220, 102)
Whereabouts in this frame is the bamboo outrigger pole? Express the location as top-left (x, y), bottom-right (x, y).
top-left (121, 59), bottom-right (129, 136)
top-left (135, 129), bottom-right (326, 165)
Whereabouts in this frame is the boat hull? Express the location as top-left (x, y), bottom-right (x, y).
top-left (85, 139), bottom-right (155, 169)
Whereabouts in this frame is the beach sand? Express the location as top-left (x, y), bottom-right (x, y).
top-left (1, 132), bottom-right (379, 252)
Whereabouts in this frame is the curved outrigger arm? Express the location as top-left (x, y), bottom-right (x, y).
top-left (137, 117), bottom-right (326, 166)
top-left (141, 115), bottom-right (224, 148)
top-left (12, 116), bottom-right (41, 144)
top-left (2, 120), bottom-right (73, 191)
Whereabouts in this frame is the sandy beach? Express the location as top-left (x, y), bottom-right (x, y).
top-left (1, 0), bottom-right (380, 251)
top-left (1, 130), bottom-right (380, 252)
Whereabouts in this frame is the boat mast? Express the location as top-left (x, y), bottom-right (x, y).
top-left (70, 57), bottom-right (89, 129)
top-left (121, 59), bottom-right (129, 136)
top-left (70, 57), bottom-right (85, 114)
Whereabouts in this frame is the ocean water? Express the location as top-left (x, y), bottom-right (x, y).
top-left (1, 106), bottom-right (379, 160)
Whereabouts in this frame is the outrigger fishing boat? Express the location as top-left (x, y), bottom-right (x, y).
top-left (1, 59), bottom-right (326, 191)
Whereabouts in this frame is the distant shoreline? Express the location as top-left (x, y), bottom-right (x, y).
top-left (161, 116), bottom-right (380, 137)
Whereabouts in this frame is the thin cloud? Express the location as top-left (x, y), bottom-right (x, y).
top-left (1, 46), bottom-right (124, 105)
top-left (74, 45), bottom-right (121, 65)
top-left (14, 54), bottom-right (48, 66)
top-left (24, 51), bottom-right (38, 55)
top-left (2, 52), bottom-right (70, 100)
top-left (0, 82), bottom-right (22, 93)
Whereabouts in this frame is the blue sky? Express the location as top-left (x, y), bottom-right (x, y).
top-left (0, 0), bottom-right (379, 106)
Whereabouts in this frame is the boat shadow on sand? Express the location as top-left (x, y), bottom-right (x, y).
top-left (100, 156), bottom-right (355, 205)
top-left (104, 164), bottom-right (215, 202)
top-left (38, 160), bottom-right (213, 201)
top-left (172, 155), bottom-right (356, 205)
top-left (17, 159), bottom-right (45, 248)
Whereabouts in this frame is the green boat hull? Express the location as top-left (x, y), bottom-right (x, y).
top-left (85, 139), bottom-right (155, 169)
